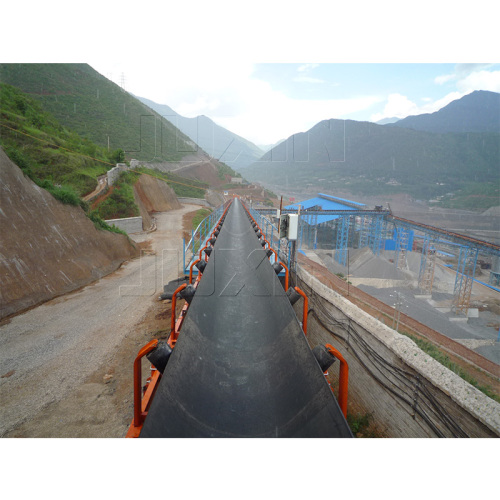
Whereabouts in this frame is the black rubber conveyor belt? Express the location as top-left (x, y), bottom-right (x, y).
top-left (140, 198), bottom-right (353, 437)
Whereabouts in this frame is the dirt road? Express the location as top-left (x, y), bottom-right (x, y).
top-left (0, 204), bottom-right (199, 438)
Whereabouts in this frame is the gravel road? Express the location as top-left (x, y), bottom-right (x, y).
top-left (0, 204), bottom-right (198, 437)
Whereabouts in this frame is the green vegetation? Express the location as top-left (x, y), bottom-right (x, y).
top-left (191, 208), bottom-right (213, 230)
top-left (135, 167), bottom-right (208, 199)
top-left (87, 210), bottom-right (128, 235)
top-left (435, 182), bottom-right (500, 212)
top-left (96, 171), bottom-right (140, 220)
top-left (347, 411), bottom-right (376, 437)
top-left (215, 160), bottom-right (240, 180)
top-left (0, 83), bottom-right (133, 233)
top-left (0, 83), bottom-right (115, 196)
top-left (244, 119), bottom-right (500, 211)
top-left (0, 63), bottom-right (195, 163)
top-left (402, 332), bottom-right (500, 403)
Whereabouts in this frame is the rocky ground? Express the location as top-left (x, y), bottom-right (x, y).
top-left (0, 205), bottom-right (198, 438)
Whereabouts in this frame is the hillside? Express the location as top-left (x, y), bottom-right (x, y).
top-left (0, 83), bottom-right (118, 197)
top-left (137, 95), bottom-right (264, 170)
top-left (0, 64), bottom-right (199, 163)
top-left (0, 148), bottom-right (139, 319)
top-left (388, 90), bottom-right (500, 133)
top-left (243, 116), bottom-right (500, 209)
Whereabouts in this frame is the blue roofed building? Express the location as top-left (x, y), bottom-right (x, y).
top-left (285, 193), bottom-right (365, 225)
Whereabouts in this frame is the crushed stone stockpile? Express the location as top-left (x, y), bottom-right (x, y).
top-left (0, 148), bottom-right (139, 320)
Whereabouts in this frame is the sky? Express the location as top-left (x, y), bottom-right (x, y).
top-left (90, 62), bottom-right (500, 145)
top-left (4, 1), bottom-right (500, 148)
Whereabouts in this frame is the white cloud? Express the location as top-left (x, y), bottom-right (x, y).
top-left (435, 65), bottom-right (500, 92)
top-left (370, 91), bottom-right (463, 123)
top-left (297, 63), bottom-right (320, 73)
top-left (212, 85), bottom-right (382, 144)
top-left (293, 76), bottom-right (326, 84)
top-left (96, 61), bottom-right (381, 144)
top-left (457, 70), bottom-right (500, 93)
top-left (370, 93), bottom-right (419, 122)
top-left (435, 73), bottom-right (455, 85)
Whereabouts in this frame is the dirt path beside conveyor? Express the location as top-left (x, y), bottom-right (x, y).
top-left (0, 204), bottom-right (199, 438)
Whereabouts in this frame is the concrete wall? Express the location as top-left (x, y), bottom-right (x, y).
top-left (178, 197), bottom-right (211, 207)
top-left (105, 216), bottom-right (143, 234)
top-left (296, 267), bottom-right (500, 437)
top-left (107, 163), bottom-right (129, 186)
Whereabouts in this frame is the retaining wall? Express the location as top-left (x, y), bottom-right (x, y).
top-left (178, 197), bottom-right (211, 207)
top-left (105, 216), bottom-right (143, 234)
top-left (296, 267), bottom-right (500, 438)
top-left (107, 163), bottom-right (130, 186)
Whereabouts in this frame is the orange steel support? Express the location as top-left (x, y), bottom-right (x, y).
top-left (293, 286), bottom-right (308, 335)
top-left (281, 262), bottom-right (289, 291)
top-left (131, 339), bottom-right (158, 430)
top-left (268, 247), bottom-right (278, 261)
top-left (171, 283), bottom-right (187, 336)
top-left (324, 344), bottom-right (349, 418)
top-left (189, 259), bottom-right (201, 283)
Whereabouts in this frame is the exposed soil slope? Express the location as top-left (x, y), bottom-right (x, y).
top-left (133, 174), bottom-right (182, 212)
top-left (0, 148), bottom-right (139, 319)
top-left (172, 161), bottom-right (229, 187)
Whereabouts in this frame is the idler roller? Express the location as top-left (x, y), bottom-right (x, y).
top-left (272, 262), bottom-right (283, 275)
top-left (195, 260), bottom-right (207, 273)
top-left (312, 345), bottom-right (336, 372)
top-left (146, 341), bottom-right (173, 374)
top-left (286, 287), bottom-right (301, 305)
top-left (179, 284), bottom-right (196, 304)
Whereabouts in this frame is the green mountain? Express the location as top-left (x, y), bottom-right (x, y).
top-left (389, 90), bottom-right (500, 134)
top-left (243, 117), bottom-right (500, 208)
top-left (0, 63), bottom-right (198, 163)
top-left (0, 82), bottom-right (114, 197)
top-left (137, 95), bottom-right (264, 170)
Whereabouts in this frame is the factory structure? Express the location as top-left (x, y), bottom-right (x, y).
top-left (253, 193), bottom-right (500, 321)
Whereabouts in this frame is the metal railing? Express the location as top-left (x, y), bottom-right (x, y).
top-left (183, 202), bottom-right (229, 274)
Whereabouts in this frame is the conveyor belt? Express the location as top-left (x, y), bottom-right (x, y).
top-left (140, 198), bottom-right (353, 437)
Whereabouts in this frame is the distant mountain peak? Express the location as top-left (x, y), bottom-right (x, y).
top-left (136, 96), bottom-right (264, 170)
top-left (388, 90), bottom-right (500, 134)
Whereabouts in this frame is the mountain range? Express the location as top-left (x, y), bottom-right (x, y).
top-left (388, 90), bottom-right (500, 134)
top-left (136, 95), bottom-right (264, 170)
top-left (0, 64), bottom-right (204, 164)
top-left (1, 64), bottom-right (498, 211)
top-left (241, 90), bottom-right (500, 210)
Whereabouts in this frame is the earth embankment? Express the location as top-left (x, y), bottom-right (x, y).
top-left (133, 173), bottom-right (182, 213)
top-left (0, 148), bottom-right (139, 320)
top-left (132, 173), bottom-right (182, 230)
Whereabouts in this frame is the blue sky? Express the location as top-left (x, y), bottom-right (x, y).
top-left (4, 2), bottom-right (500, 146)
top-left (105, 62), bottom-right (497, 146)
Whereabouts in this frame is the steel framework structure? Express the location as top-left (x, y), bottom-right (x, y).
top-left (452, 246), bottom-right (479, 316)
top-left (418, 235), bottom-right (437, 294)
top-left (368, 214), bottom-right (386, 256)
top-left (358, 215), bottom-right (370, 249)
top-left (335, 215), bottom-right (350, 266)
top-left (394, 226), bottom-right (411, 270)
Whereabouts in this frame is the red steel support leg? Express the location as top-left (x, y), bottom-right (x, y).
top-left (324, 344), bottom-right (349, 419)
